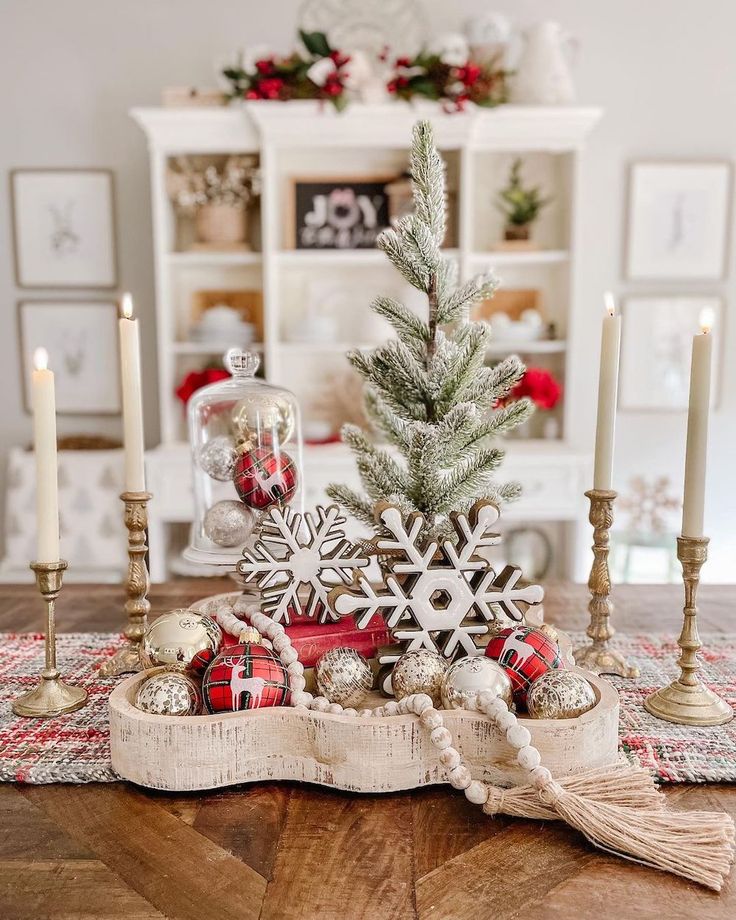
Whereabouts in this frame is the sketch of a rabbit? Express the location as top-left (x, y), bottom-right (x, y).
top-left (49, 201), bottom-right (80, 256)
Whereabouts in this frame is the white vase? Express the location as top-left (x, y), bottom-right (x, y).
top-left (511, 21), bottom-right (576, 105)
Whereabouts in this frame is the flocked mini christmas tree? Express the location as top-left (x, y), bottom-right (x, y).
top-left (327, 121), bottom-right (532, 537)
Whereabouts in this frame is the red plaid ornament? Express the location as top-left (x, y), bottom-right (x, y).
top-left (485, 626), bottom-right (563, 707)
top-left (233, 447), bottom-right (298, 510)
top-left (202, 642), bottom-right (290, 713)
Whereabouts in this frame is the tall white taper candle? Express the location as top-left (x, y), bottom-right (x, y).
top-left (681, 308), bottom-right (714, 538)
top-left (32, 348), bottom-right (60, 562)
top-left (592, 292), bottom-right (622, 490)
top-left (119, 293), bottom-right (146, 492)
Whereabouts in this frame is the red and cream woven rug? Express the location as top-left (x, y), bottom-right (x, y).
top-left (1, 631), bottom-right (735, 785)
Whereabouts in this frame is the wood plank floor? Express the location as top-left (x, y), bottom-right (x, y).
top-left (2, 579), bottom-right (735, 919)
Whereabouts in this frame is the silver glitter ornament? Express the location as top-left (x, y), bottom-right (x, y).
top-left (315, 647), bottom-right (373, 708)
top-left (135, 669), bottom-right (202, 716)
top-left (527, 670), bottom-right (596, 720)
top-left (391, 649), bottom-right (448, 706)
top-left (141, 609), bottom-right (222, 671)
top-left (441, 656), bottom-right (513, 711)
top-left (198, 436), bottom-right (239, 481)
top-left (203, 500), bottom-right (255, 547)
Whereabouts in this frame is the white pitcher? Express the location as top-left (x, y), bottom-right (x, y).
top-left (511, 21), bottom-right (576, 105)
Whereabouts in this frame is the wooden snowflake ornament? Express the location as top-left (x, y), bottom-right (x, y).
top-left (236, 504), bottom-right (369, 624)
top-left (329, 500), bottom-right (544, 693)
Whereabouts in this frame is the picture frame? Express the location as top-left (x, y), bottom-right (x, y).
top-left (619, 295), bottom-right (723, 411)
top-left (18, 300), bottom-right (122, 414)
top-left (286, 175), bottom-right (395, 250)
top-left (625, 161), bottom-right (732, 280)
top-left (10, 169), bottom-right (118, 288)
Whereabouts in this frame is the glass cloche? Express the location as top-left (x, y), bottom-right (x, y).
top-left (183, 349), bottom-right (303, 566)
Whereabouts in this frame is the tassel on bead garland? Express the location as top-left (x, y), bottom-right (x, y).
top-left (481, 762), bottom-right (666, 821)
top-left (471, 694), bottom-right (735, 892)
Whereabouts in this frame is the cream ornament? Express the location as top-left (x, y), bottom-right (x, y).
top-left (441, 656), bottom-right (513, 710)
top-left (208, 598), bottom-right (735, 892)
top-left (237, 504), bottom-right (369, 624)
top-left (329, 500), bottom-right (544, 692)
top-left (315, 647), bottom-right (373, 708)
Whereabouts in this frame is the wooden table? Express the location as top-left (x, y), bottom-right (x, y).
top-left (1, 580), bottom-right (734, 920)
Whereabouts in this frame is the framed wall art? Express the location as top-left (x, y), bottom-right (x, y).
top-left (18, 300), bottom-right (121, 414)
top-left (286, 175), bottom-right (393, 250)
top-left (625, 161), bottom-right (731, 280)
top-left (619, 295), bottom-right (723, 411)
top-left (11, 169), bottom-right (118, 288)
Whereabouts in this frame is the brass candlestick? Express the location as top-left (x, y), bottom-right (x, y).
top-left (12, 560), bottom-right (88, 718)
top-left (573, 489), bottom-right (639, 679)
top-left (644, 536), bottom-right (733, 726)
top-left (99, 491), bottom-right (152, 677)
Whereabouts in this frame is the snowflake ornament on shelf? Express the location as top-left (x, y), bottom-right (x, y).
top-left (236, 504), bottom-right (369, 624)
top-left (329, 499), bottom-right (544, 693)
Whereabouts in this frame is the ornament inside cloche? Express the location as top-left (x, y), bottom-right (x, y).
top-left (184, 348), bottom-right (303, 566)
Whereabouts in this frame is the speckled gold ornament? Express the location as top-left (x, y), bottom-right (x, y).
top-left (230, 393), bottom-right (295, 446)
top-left (315, 647), bottom-right (373, 708)
top-left (441, 656), bottom-right (513, 711)
top-left (527, 670), bottom-right (596, 720)
top-left (392, 649), bottom-right (448, 707)
top-left (135, 670), bottom-right (202, 716)
top-left (141, 609), bottom-right (222, 672)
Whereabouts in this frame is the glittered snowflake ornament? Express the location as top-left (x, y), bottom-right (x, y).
top-left (236, 504), bottom-right (369, 624)
top-left (329, 500), bottom-right (544, 693)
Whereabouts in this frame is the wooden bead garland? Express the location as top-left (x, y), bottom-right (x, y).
top-left (208, 598), bottom-right (735, 892)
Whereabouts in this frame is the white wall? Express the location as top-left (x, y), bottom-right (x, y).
top-left (1, 0), bottom-right (735, 580)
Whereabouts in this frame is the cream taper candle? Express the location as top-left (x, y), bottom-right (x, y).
top-left (592, 293), bottom-right (622, 490)
top-left (681, 308), bottom-right (714, 538)
top-left (32, 347), bottom-right (60, 562)
top-left (119, 293), bottom-right (146, 492)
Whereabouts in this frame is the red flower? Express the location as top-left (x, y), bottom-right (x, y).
top-left (257, 77), bottom-right (285, 99)
top-left (395, 56), bottom-right (412, 68)
top-left (507, 368), bottom-right (562, 411)
top-left (175, 368), bottom-right (230, 405)
top-left (255, 58), bottom-right (274, 75)
top-left (324, 77), bottom-right (344, 97)
top-left (329, 50), bottom-right (350, 68)
top-left (387, 79), bottom-right (398, 94)
top-left (457, 64), bottom-right (481, 86)
top-left (244, 89), bottom-right (259, 100)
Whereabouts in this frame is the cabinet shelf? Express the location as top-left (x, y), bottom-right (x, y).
top-left (166, 251), bottom-right (262, 267)
top-left (486, 339), bottom-right (567, 357)
top-left (172, 341), bottom-right (264, 355)
top-left (469, 249), bottom-right (569, 267)
top-left (277, 248), bottom-right (460, 267)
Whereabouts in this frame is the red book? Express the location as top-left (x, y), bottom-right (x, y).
top-left (221, 614), bottom-right (393, 667)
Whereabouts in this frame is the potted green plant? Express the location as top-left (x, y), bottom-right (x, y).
top-left (495, 158), bottom-right (551, 247)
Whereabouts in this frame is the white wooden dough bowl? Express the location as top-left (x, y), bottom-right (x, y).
top-left (109, 668), bottom-right (619, 793)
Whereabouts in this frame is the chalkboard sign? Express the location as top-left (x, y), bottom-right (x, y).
top-left (290, 177), bottom-right (393, 250)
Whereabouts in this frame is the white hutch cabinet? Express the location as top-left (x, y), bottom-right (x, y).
top-left (131, 102), bottom-right (601, 581)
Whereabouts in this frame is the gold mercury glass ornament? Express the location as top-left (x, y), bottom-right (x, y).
top-left (526, 670), bottom-right (596, 720)
top-left (228, 352), bottom-right (295, 450)
top-left (392, 648), bottom-right (449, 707)
top-left (141, 609), bottom-right (222, 671)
